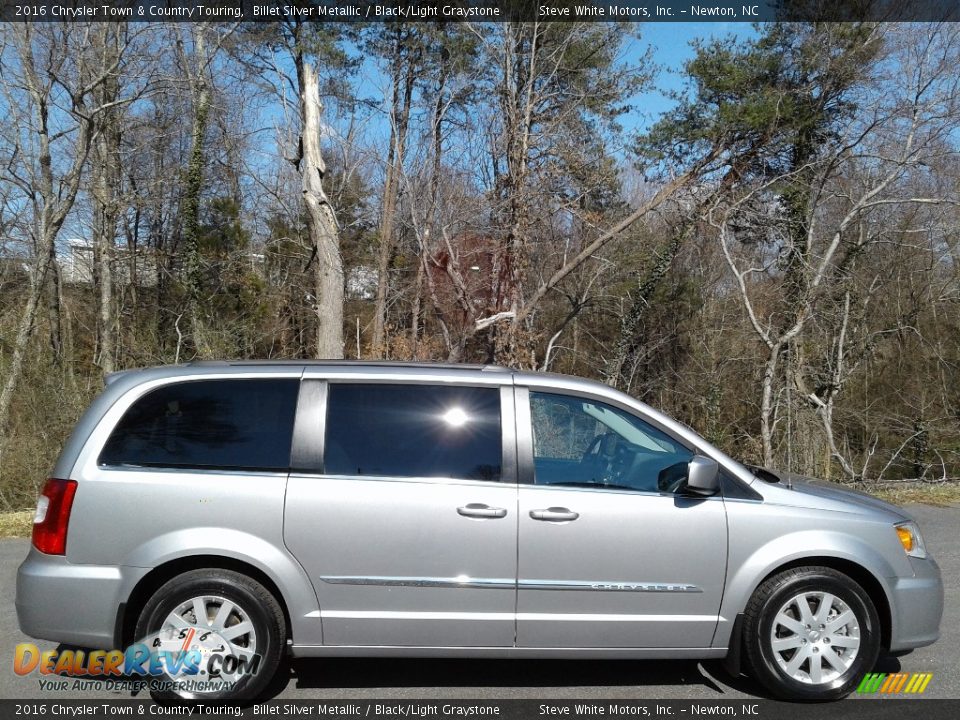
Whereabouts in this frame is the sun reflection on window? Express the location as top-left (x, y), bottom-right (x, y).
top-left (442, 407), bottom-right (469, 427)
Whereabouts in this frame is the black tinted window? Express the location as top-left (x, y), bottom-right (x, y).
top-left (325, 384), bottom-right (501, 481)
top-left (100, 379), bottom-right (299, 471)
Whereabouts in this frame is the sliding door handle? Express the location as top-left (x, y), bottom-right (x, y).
top-left (457, 503), bottom-right (508, 519)
top-left (530, 507), bottom-right (579, 522)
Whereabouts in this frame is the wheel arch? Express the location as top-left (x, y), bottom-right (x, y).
top-left (117, 555), bottom-right (292, 648)
top-left (751, 556), bottom-right (892, 651)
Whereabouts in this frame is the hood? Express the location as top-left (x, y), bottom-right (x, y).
top-left (762, 471), bottom-right (911, 522)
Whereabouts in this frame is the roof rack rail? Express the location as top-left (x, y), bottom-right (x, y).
top-left (185, 359), bottom-right (511, 372)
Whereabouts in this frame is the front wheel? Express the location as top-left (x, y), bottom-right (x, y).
top-left (743, 566), bottom-right (881, 701)
top-left (133, 569), bottom-right (286, 701)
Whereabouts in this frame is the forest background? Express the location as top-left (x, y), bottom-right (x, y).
top-left (2, 19), bottom-right (960, 514)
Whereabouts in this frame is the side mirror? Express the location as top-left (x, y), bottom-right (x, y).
top-left (685, 455), bottom-right (720, 496)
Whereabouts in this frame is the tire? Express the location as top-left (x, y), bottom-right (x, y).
top-left (743, 566), bottom-right (881, 701)
top-left (133, 569), bottom-right (286, 701)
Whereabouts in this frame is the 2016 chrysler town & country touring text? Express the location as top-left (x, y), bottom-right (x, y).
top-left (16, 361), bottom-right (943, 701)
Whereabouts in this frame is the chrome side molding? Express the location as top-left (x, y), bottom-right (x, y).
top-left (319, 575), bottom-right (702, 593)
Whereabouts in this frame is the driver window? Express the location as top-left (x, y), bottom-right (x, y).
top-left (529, 391), bottom-right (693, 493)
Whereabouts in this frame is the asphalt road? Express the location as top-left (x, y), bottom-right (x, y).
top-left (1, 503), bottom-right (957, 701)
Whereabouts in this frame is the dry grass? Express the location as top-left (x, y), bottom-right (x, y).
top-left (0, 510), bottom-right (33, 538)
top-left (865, 482), bottom-right (960, 507)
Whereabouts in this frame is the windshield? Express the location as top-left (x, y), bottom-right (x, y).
top-left (580, 402), bottom-right (679, 453)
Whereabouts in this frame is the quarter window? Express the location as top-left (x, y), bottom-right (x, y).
top-left (99, 379), bottom-right (300, 471)
top-left (530, 391), bottom-right (692, 492)
top-left (325, 384), bottom-right (502, 481)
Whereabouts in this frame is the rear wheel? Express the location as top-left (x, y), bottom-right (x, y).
top-left (743, 566), bottom-right (881, 701)
top-left (134, 569), bottom-right (285, 701)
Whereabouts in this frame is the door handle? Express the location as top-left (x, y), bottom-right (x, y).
top-left (457, 503), bottom-right (508, 519)
top-left (530, 507), bottom-right (579, 522)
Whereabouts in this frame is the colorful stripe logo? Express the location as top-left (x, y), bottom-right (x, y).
top-left (857, 672), bottom-right (933, 694)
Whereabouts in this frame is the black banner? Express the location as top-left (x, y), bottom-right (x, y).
top-left (2, 700), bottom-right (960, 719)
top-left (2, 0), bottom-right (960, 23)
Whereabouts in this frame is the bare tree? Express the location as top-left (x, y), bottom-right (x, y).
top-left (295, 47), bottom-right (344, 358)
top-left (450, 22), bottom-right (656, 365)
top-left (0, 23), bottom-right (129, 481)
top-left (368, 26), bottom-right (422, 358)
top-left (88, 22), bottom-right (130, 374)
top-left (711, 60), bottom-right (960, 471)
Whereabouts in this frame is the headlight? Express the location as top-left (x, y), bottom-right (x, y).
top-left (895, 521), bottom-right (927, 559)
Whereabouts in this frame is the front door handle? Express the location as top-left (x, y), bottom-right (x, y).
top-left (457, 503), bottom-right (508, 519)
top-left (530, 507), bottom-right (579, 522)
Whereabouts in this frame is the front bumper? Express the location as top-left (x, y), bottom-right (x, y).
top-left (887, 554), bottom-right (944, 652)
top-left (16, 548), bottom-right (149, 649)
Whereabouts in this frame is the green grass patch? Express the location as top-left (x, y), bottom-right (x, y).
top-left (0, 510), bottom-right (33, 538)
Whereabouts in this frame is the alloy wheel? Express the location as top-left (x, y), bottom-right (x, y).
top-left (769, 591), bottom-right (861, 685)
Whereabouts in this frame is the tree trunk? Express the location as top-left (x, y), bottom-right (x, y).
top-left (46, 238), bottom-right (63, 363)
top-left (88, 23), bottom-right (124, 375)
top-left (409, 261), bottom-right (424, 354)
top-left (181, 27), bottom-right (212, 358)
top-left (92, 118), bottom-right (121, 374)
top-left (412, 54), bottom-right (451, 355)
top-left (370, 147), bottom-right (398, 357)
top-left (93, 204), bottom-right (116, 374)
top-left (760, 344), bottom-right (781, 468)
top-left (299, 60), bottom-right (344, 359)
top-left (371, 38), bottom-right (416, 358)
top-left (605, 229), bottom-right (686, 389)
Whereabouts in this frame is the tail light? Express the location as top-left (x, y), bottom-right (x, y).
top-left (32, 478), bottom-right (78, 555)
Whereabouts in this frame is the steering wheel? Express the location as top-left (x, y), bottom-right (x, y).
top-left (581, 433), bottom-right (626, 483)
top-left (581, 432), bottom-right (620, 461)
top-left (657, 461), bottom-right (689, 494)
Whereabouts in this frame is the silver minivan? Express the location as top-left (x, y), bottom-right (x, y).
top-left (16, 361), bottom-right (943, 701)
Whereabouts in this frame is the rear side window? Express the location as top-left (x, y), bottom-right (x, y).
top-left (325, 384), bottom-right (501, 481)
top-left (99, 379), bottom-right (299, 471)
